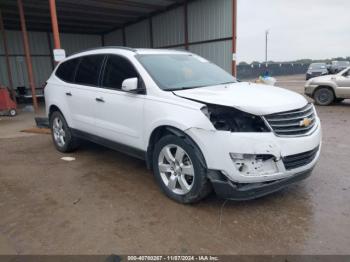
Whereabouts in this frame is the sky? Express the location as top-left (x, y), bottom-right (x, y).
top-left (237, 0), bottom-right (350, 63)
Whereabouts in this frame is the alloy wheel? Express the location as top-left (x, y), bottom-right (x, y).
top-left (158, 144), bottom-right (195, 195)
top-left (52, 117), bottom-right (66, 148)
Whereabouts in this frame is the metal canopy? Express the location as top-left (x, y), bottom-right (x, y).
top-left (0, 0), bottom-right (186, 34)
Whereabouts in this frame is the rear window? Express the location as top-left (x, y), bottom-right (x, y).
top-left (55, 58), bottom-right (80, 82)
top-left (75, 55), bottom-right (105, 86)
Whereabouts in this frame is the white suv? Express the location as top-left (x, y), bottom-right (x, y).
top-left (45, 47), bottom-right (322, 204)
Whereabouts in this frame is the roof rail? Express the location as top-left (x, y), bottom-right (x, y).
top-left (71, 46), bottom-right (137, 56)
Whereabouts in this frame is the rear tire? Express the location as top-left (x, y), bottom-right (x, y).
top-left (49, 111), bottom-right (79, 153)
top-left (152, 135), bottom-right (212, 204)
top-left (313, 87), bottom-right (334, 106)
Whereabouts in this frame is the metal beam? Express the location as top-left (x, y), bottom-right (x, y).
top-left (149, 16), bottom-right (153, 48)
top-left (2, 1), bottom-right (146, 18)
top-left (232, 0), bottom-right (237, 77)
top-left (57, 0), bottom-right (155, 12)
top-left (4, 24), bottom-right (105, 34)
top-left (49, 0), bottom-right (60, 68)
top-left (17, 0), bottom-right (38, 112)
top-left (3, 9), bottom-right (129, 24)
top-left (97, 0), bottom-right (169, 10)
top-left (3, 17), bottom-right (114, 29)
top-left (184, 0), bottom-right (189, 50)
top-left (0, 9), bottom-right (16, 101)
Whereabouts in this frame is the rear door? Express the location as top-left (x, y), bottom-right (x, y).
top-left (94, 54), bottom-right (145, 150)
top-left (67, 54), bottom-right (106, 134)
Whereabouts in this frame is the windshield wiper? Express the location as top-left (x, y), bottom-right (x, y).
top-left (219, 81), bottom-right (237, 85)
top-left (165, 86), bottom-right (203, 91)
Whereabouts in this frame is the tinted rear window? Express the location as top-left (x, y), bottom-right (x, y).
top-left (55, 58), bottom-right (80, 82)
top-left (75, 55), bottom-right (105, 86)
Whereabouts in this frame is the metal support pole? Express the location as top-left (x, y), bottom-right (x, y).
top-left (0, 9), bottom-right (16, 101)
top-left (184, 0), bottom-right (189, 50)
top-left (49, 0), bottom-right (61, 49)
top-left (232, 0), bottom-right (237, 77)
top-left (149, 17), bottom-right (154, 48)
top-left (17, 0), bottom-right (38, 112)
top-left (265, 30), bottom-right (269, 63)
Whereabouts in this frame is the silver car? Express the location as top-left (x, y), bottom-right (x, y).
top-left (305, 67), bottom-right (350, 105)
top-left (306, 63), bottom-right (328, 80)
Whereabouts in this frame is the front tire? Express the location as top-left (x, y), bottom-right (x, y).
top-left (152, 135), bottom-right (212, 204)
top-left (313, 87), bottom-right (334, 106)
top-left (49, 111), bottom-right (79, 153)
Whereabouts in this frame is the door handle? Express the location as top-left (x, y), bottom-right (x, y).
top-left (65, 92), bottom-right (72, 96)
top-left (95, 97), bottom-right (105, 103)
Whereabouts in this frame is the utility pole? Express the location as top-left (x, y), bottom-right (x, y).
top-left (232, 0), bottom-right (237, 77)
top-left (265, 29), bottom-right (269, 63)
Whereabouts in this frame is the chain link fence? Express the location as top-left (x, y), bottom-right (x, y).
top-left (237, 63), bottom-right (309, 79)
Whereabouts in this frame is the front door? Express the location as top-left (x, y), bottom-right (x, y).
top-left (94, 55), bottom-right (145, 150)
top-left (335, 69), bottom-right (350, 98)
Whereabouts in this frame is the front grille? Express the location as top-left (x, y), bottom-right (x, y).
top-left (283, 146), bottom-right (319, 170)
top-left (310, 72), bottom-right (322, 76)
top-left (264, 103), bottom-right (317, 136)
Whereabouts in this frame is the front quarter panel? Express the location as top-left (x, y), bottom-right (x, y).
top-left (305, 77), bottom-right (338, 96)
top-left (143, 95), bottom-right (214, 149)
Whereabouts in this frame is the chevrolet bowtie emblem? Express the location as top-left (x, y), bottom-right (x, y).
top-left (300, 118), bottom-right (312, 127)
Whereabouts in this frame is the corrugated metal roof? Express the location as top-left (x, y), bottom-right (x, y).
top-left (0, 0), bottom-right (187, 34)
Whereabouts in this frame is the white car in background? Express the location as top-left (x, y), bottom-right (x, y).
top-left (45, 47), bottom-right (322, 204)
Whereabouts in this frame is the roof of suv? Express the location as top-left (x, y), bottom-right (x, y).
top-left (71, 46), bottom-right (189, 57)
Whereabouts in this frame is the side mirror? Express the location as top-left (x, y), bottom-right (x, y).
top-left (121, 78), bottom-right (138, 92)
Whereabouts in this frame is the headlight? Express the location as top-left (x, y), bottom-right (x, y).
top-left (201, 105), bottom-right (270, 132)
top-left (306, 79), bottom-right (313, 86)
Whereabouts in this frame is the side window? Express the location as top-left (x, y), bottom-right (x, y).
top-left (102, 55), bottom-right (138, 90)
top-left (55, 58), bottom-right (79, 83)
top-left (75, 55), bottom-right (105, 86)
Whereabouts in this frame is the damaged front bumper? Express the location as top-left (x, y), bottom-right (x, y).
top-left (207, 167), bottom-right (313, 200)
top-left (185, 119), bottom-right (321, 199)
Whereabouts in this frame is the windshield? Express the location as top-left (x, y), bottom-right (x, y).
top-left (137, 54), bottom-right (236, 91)
top-left (309, 63), bottom-right (326, 69)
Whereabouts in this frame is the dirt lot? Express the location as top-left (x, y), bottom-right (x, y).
top-left (0, 75), bottom-right (349, 255)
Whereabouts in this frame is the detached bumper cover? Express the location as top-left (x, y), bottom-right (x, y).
top-left (209, 167), bottom-right (313, 201)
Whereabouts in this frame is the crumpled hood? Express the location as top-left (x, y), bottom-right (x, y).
top-left (174, 82), bottom-right (308, 115)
